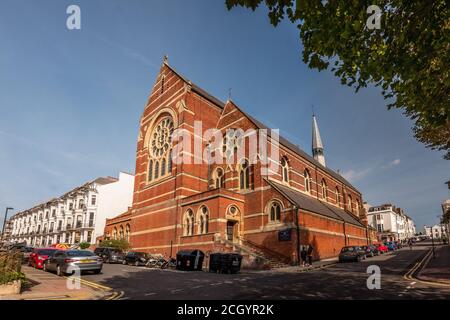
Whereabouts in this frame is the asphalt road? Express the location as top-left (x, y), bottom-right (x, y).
top-left (80, 242), bottom-right (450, 300)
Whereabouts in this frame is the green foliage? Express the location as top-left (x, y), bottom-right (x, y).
top-left (226, 0), bottom-right (450, 159)
top-left (79, 242), bottom-right (91, 250)
top-left (99, 239), bottom-right (130, 251)
top-left (0, 250), bottom-right (25, 285)
top-left (0, 271), bottom-right (26, 285)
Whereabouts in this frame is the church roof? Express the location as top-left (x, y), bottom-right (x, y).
top-left (266, 179), bottom-right (365, 228)
top-left (163, 61), bottom-right (359, 193)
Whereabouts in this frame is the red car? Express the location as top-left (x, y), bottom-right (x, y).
top-left (29, 248), bottom-right (61, 269)
top-left (374, 243), bottom-right (388, 254)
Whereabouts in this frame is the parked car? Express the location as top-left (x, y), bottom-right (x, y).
top-left (44, 250), bottom-right (103, 276)
top-left (374, 243), bottom-right (388, 254)
top-left (385, 242), bottom-right (397, 251)
top-left (94, 247), bottom-right (125, 264)
top-left (123, 251), bottom-right (150, 266)
top-left (29, 248), bottom-right (61, 269)
top-left (338, 246), bottom-right (366, 262)
top-left (20, 246), bottom-right (34, 263)
top-left (361, 245), bottom-right (379, 257)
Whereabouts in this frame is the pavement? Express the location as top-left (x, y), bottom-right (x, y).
top-left (417, 244), bottom-right (450, 285)
top-left (78, 242), bottom-right (450, 300)
top-left (0, 265), bottom-right (107, 300)
top-left (2, 242), bottom-right (449, 300)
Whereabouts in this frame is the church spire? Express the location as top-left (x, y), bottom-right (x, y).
top-left (312, 114), bottom-right (326, 167)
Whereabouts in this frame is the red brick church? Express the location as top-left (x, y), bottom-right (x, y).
top-left (104, 57), bottom-right (376, 267)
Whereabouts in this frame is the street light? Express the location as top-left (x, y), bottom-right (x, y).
top-left (1, 207), bottom-right (14, 242)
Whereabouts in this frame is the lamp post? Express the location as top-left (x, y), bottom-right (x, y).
top-left (1, 207), bottom-right (14, 242)
top-left (430, 226), bottom-right (436, 259)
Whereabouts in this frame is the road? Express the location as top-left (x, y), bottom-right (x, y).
top-left (78, 242), bottom-right (450, 300)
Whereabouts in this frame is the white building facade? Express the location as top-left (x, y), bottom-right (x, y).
top-left (8, 172), bottom-right (134, 247)
top-left (367, 204), bottom-right (416, 242)
top-left (424, 225), bottom-right (445, 239)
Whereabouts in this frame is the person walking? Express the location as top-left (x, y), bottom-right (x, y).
top-left (307, 244), bottom-right (314, 267)
top-left (408, 238), bottom-right (413, 250)
top-left (300, 246), bottom-right (307, 267)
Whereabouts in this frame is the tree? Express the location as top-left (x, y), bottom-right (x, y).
top-left (79, 242), bottom-right (91, 250)
top-left (226, 0), bottom-right (449, 159)
top-left (99, 239), bottom-right (130, 251)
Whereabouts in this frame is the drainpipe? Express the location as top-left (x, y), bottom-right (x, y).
top-left (343, 222), bottom-right (348, 246)
top-left (294, 205), bottom-right (301, 266)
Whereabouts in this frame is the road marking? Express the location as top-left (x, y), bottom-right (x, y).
top-left (145, 292), bottom-right (156, 296)
top-left (403, 249), bottom-right (450, 288)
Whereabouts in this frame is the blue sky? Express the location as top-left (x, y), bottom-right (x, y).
top-left (0, 0), bottom-right (448, 231)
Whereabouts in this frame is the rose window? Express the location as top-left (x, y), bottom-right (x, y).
top-left (150, 117), bottom-right (174, 158)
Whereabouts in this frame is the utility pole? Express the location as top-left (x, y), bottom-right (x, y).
top-left (1, 207), bottom-right (14, 242)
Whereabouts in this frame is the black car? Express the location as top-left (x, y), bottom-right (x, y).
top-left (361, 245), bottom-right (379, 257)
top-left (94, 247), bottom-right (125, 264)
top-left (123, 251), bottom-right (150, 266)
top-left (338, 246), bottom-right (367, 262)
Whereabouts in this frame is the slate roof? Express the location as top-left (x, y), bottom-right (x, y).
top-left (266, 179), bottom-right (365, 228)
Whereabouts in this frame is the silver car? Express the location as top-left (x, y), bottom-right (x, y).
top-left (44, 250), bottom-right (103, 276)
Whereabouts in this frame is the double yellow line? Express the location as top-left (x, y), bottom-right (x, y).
top-left (403, 249), bottom-right (450, 287)
top-left (66, 276), bottom-right (124, 300)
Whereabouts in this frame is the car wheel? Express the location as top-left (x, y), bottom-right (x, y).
top-left (43, 262), bottom-right (47, 272)
top-left (135, 261), bottom-right (140, 267)
top-left (122, 260), bottom-right (127, 265)
top-left (357, 255), bottom-right (361, 262)
top-left (93, 269), bottom-right (101, 274)
top-left (56, 265), bottom-right (62, 277)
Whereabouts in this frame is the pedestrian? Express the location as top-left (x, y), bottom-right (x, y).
top-left (300, 246), bottom-right (307, 267)
top-left (307, 244), bottom-right (314, 266)
top-left (408, 238), bottom-right (413, 250)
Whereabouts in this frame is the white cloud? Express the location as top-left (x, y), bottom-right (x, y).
top-left (341, 168), bottom-right (373, 183)
top-left (382, 158), bottom-right (401, 169)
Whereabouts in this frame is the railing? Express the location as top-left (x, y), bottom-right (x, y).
top-left (239, 237), bottom-right (289, 263)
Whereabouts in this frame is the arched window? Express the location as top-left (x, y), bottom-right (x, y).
top-left (154, 161), bottom-right (160, 179)
top-left (125, 224), bottom-right (130, 242)
top-left (168, 150), bottom-right (172, 173)
top-left (336, 187), bottom-right (341, 207)
top-left (148, 160), bottom-right (153, 182)
top-left (347, 195), bottom-right (353, 213)
top-left (148, 116), bottom-right (174, 182)
top-left (214, 167), bottom-right (224, 188)
top-left (355, 199), bottom-right (360, 216)
top-left (113, 227), bottom-right (118, 240)
top-left (304, 169), bottom-right (311, 193)
top-left (281, 157), bottom-right (289, 183)
top-left (321, 179), bottom-right (328, 200)
top-left (269, 201), bottom-right (282, 223)
top-left (184, 210), bottom-right (195, 236)
top-left (119, 225), bottom-right (124, 239)
top-left (161, 158), bottom-right (166, 176)
top-left (198, 206), bottom-right (209, 234)
top-left (239, 159), bottom-right (250, 190)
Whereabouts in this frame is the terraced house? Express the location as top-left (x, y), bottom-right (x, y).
top-left (117, 58), bottom-right (376, 266)
top-left (8, 172), bottom-right (134, 247)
